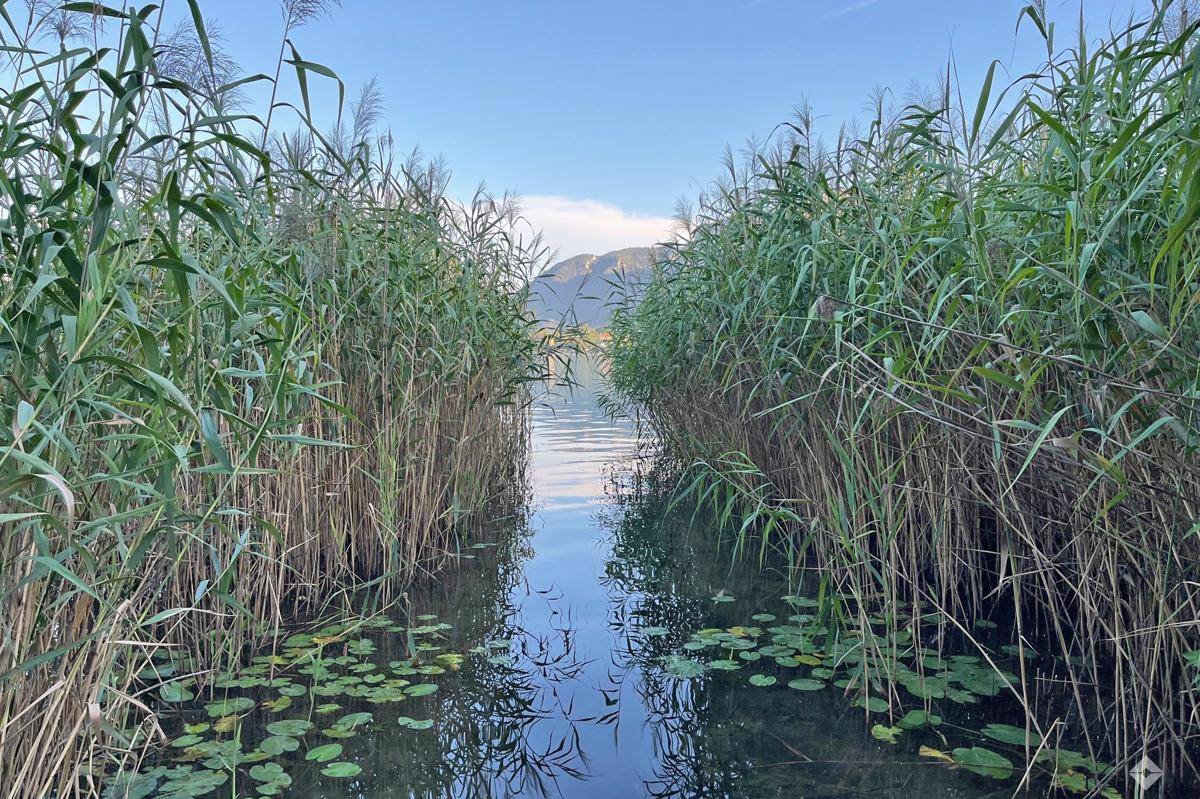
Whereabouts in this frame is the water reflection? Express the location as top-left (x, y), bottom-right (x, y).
top-left (133, 358), bottom-right (1018, 798)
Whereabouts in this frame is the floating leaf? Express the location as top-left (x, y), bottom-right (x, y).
top-left (397, 716), bottom-right (435, 730)
top-left (980, 723), bottom-right (1042, 746)
top-left (662, 655), bottom-right (705, 678)
top-left (919, 745), bottom-right (955, 764)
top-left (205, 697), bottom-right (254, 718)
top-left (265, 719), bottom-right (312, 737)
top-left (171, 734), bottom-right (204, 749)
top-left (787, 678), bottom-right (825, 691)
top-left (321, 762), bottom-right (362, 778)
top-left (871, 724), bottom-right (902, 744)
top-left (707, 659), bottom-right (741, 671)
top-left (259, 736), bottom-right (298, 756)
top-left (854, 696), bottom-right (888, 713)
top-left (404, 683), bottom-right (438, 697)
top-left (952, 747), bottom-right (1014, 779)
top-left (248, 762), bottom-right (291, 795)
top-left (334, 712), bottom-right (373, 729)
top-left (262, 696), bottom-right (292, 712)
top-left (897, 709), bottom-right (941, 729)
top-left (305, 743), bottom-right (342, 763)
top-left (749, 674), bottom-right (776, 687)
top-left (159, 768), bottom-right (227, 796)
top-left (159, 682), bottom-right (194, 703)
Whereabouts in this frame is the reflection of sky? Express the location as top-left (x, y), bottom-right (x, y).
top-left (512, 359), bottom-right (655, 796)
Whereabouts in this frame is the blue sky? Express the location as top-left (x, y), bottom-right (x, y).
top-left (190, 0), bottom-right (1139, 257)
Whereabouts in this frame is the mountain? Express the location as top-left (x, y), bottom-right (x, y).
top-left (527, 246), bottom-right (658, 329)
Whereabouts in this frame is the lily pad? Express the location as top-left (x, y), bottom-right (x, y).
top-left (787, 678), bottom-right (825, 691)
top-left (159, 682), bottom-right (194, 703)
top-left (980, 723), bottom-right (1042, 746)
top-left (952, 746), bottom-right (1014, 779)
top-left (749, 674), bottom-right (777, 687)
top-left (265, 719), bottom-right (312, 737)
top-left (321, 762), bottom-right (362, 778)
top-left (405, 683), bottom-right (439, 697)
top-left (335, 711), bottom-right (373, 729)
top-left (259, 736), bottom-right (298, 756)
top-left (305, 743), bottom-right (343, 762)
top-left (897, 709), bottom-right (942, 729)
top-left (397, 716), bottom-right (435, 730)
top-left (662, 656), bottom-right (705, 678)
top-left (205, 697), bottom-right (254, 718)
top-left (870, 724), bottom-right (902, 744)
top-left (854, 696), bottom-right (889, 713)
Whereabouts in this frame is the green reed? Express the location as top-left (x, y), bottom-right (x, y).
top-left (609, 2), bottom-right (1200, 788)
top-left (0, 3), bottom-right (547, 796)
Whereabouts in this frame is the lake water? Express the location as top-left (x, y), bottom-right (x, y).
top-left (123, 360), bottom-right (1046, 798)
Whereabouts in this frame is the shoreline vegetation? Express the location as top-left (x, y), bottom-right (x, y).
top-left (0, 2), bottom-right (551, 797)
top-left (609, 2), bottom-right (1200, 792)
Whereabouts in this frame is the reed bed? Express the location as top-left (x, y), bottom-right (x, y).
top-left (0, 3), bottom-right (546, 797)
top-left (609, 3), bottom-right (1200, 789)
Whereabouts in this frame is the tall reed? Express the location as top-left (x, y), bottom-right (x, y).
top-left (0, 3), bottom-right (545, 796)
top-left (610, 2), bottom-right (1200, 789)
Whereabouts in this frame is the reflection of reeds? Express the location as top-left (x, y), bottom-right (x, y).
top-left (0, 4), bottom-right (547, 796)
top-left (609, 3), bottom-right (1200, 787)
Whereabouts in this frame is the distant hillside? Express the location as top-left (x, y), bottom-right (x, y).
top-left (528, 246), bottom-right (658, 329)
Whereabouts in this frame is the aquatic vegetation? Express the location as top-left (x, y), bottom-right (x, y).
top-left (647, 592), bottom-right (1123, 795)
top-left (0, 2), bottom-right (549, 794)
top-left (609, 2), bottom-right (1200, 790)
top-left (103, 614), bottom-right (451, 796)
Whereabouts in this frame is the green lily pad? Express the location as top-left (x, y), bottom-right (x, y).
top-left (321, 762), bottom-right (362, 778)
top-left (397, 716), bottom-right (435, 729)
top-left (405, 683), bottom-right (438, 697)
top-left (854, 696), bottom-right (889, 713)
top-left (662, 655), bottom-right (705, 678)
top-left (897, 709), bottom-right (942, 729)
top-left (749, 674), bottom-right (776, 687)
top-left (787, 678), bottom-right (825, 691)
top-left (205, 697), bottom-right (254, 718)
top-left (265, 719), bottom-right (312, 737)
top-left (171, 734), bottom-right (204, 749)
top-left (159, 768), bottom-right (227, 796)
top-left (248, 762), bottom-right (291, 794)
top-left (952, 746), bottom-right (1014, 779)
top-left (335, 711), bottom-right (373, 729)
top-left (870, 724), bottom-right (902, 744)
top-left (259, 736), bottom-right (298, 756)
top-left (980, 723), bottom-right (1042, 746)
top-left (305, 743), bottom-right (343, 762)
top-left (159, 682), bottom-right (194, 703)
top-left (707, 659), bottom-right (741, 671)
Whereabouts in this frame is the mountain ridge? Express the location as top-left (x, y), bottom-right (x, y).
top-left (527, 246), bottom-right (658, 329)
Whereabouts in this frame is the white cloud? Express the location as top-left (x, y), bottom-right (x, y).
top-left (824, 0), bottom-right (883, 19)
top-left (518, 195), bottom-right (677, 260)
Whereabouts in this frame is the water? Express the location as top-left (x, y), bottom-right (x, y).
top-left (130, 360), bottom-right (1034, 798)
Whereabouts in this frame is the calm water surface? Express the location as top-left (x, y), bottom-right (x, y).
top-left (320, 360), bottom-right (1007, 798)
top-left (136, 360), bottom-right (1021, 798)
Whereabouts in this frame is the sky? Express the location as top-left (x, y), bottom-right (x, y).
top-left (187, 0), bottom-right (1141, 259)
